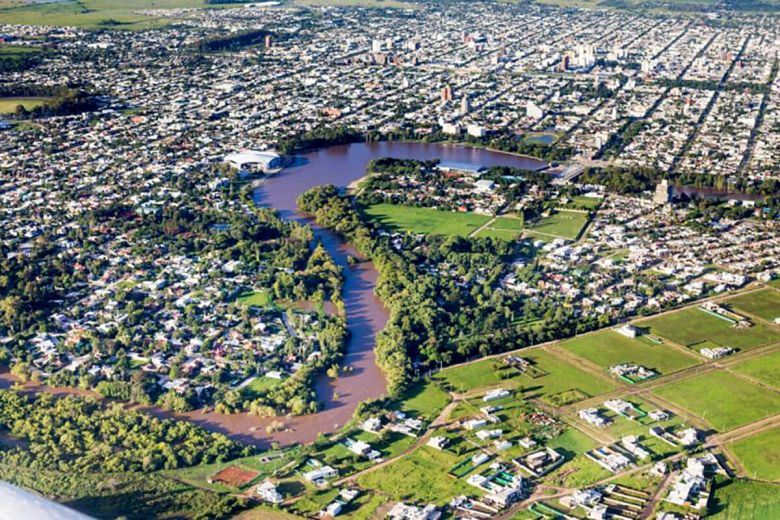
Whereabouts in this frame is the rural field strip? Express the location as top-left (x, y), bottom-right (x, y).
top-left (427, 283), bottom-right (772, 391)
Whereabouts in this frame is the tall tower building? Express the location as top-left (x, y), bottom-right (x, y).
top-left (460, 95), bottom-right (471, 114)
top-left (654, 179), bottom-right (673, 205)
top-left (441, 85), bottom-right (453, 103)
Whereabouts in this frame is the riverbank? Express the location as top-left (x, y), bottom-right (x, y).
top-left (0, 141), bottom-right (548, 449)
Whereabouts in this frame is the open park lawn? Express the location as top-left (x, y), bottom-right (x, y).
top-left (361, 203), bottom-right (491, 237)
top-left (473, 216), bottom-right (524, 240)
top-left (356, 446), bottom-right (473, 505)
top-left (434, 350), bottom-right (615, 405)
top-left (524, 209), bottom-right (589, 240)
top-left (0, 97), bottom-right (49, 114)
top-left (729, 427), bottom-right (780, 481)
top-left (652, 371), bottom-right (780, 432)
top-left (565, 195), bottom-right (602, 210)
top-left (641, 306), bottom-right (780, 350)
top-left (237, 288), bottom-right (273, 307)
top-left (725, 289), bottom-right (780, 322)
top-left (559, 330), bottom-right (700, 376)
top-left (734, 350), bottom-right (780, 389)
top-left (709, 479), bottom-right (780, 519)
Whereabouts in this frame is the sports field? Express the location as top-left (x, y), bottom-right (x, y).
top-left (361, 203), bottom-right (491, 237)
top-left (473, 216), bottom-right (524, 240)
top-left (641, 306), bottom-right (780, 351)
top-left (652, 371), bottom-right (780, 432)
top-left (559, 330), bottom-right (700, 376)
top-left (524, 209), bottom-right (589, 240)
top-left (729, 427), bottom-right (780, 481)
top-left (564, 195), bottom-right (602, 210)
top-left (725, 289), bottom-right (780, 322)
top-left (733, 350), bottom-right (780, 389)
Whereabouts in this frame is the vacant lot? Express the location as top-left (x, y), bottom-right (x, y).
top-left (525, 209), bottom-right (589, 240)
top-left (726, 289), bottom-right (780, 322)
top-left (734, 350), bottom-right (780, 389)
top-left (730, 427), bottom-right (780, 481)
top-left (652, 371), bottom-right (780, 432)
top-left (642, 306), bottom-right (780, 351)
top-left (361, 203), bottom-right (491, 237)
top-left (710, 479), bottom-right (780, 519)
top-left (394, 381), bottom-right (451, 420)
top-left (356, 446), bottom-right (473, 505)
top-left (560, 330), bottom-right (700, 376)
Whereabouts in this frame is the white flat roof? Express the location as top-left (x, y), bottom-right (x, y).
top-left (224, 150), bottom-right (280, 167)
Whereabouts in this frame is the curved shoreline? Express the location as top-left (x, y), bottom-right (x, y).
top-left (0, 141), bottom-right (547, 448)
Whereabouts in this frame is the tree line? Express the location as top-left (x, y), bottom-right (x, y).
top-left (297, 185), bottom-right (607, 394)
top-left (0, 390), bottom-right (253, 473)
top-left (0, 84), bottom-right (98, 118)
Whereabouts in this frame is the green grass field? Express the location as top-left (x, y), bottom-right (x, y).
top-left (734, 350), bottom-right (780, 389)
top-left (244, 376), bottom-right (282, 395)
top-left (725, 289), bottom-right (780, 322)
top-left (356, 446), bottom-right (473, 505)
top-left (434, 349), bottom-right (616, 404)
top-left (641, 306), bottom-right (780, 351)
top-left (394, 381), bottom-right (451, 421)
top-left (0, 44), bottom-right (40, 56)
top-left (237, 288), bottom-right (273, 308)
top-left (164, 451), bottom-right (295, 493)
top-left (652, 371), bottom-right (780, 432)
top-left (525, 209), bottom-right (589, 241)
top-left (473, 216), bottom-right (524, 240)
top-left (0, 97), bottom-right (50, 114)
top-left (564, 195), bottom-right (602, 210)
top-left (0, 0), bottom-right (241, 29)
top-left (546, 427), bottom-right (598, 457)
top-left (709, 479), bottom-right (780, 519)
top-left (729, 428), bottom-right (780, 481)
top-left (559, 330), bottom-right (700, 376)
top-left (361, 203), bottom-right (491, 237)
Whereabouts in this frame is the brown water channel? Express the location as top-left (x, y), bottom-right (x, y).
top-left (1, 142), bottom-right (546, 448)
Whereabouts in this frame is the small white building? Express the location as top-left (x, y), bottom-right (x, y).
top-left (256, 480), bottom-right (283, 504)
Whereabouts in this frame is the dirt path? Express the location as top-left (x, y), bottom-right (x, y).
top-left (468, 216), bottom-right (498, 238)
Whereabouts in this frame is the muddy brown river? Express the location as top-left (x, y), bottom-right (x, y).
top-left (1, 142), bottom-right (546, 448)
